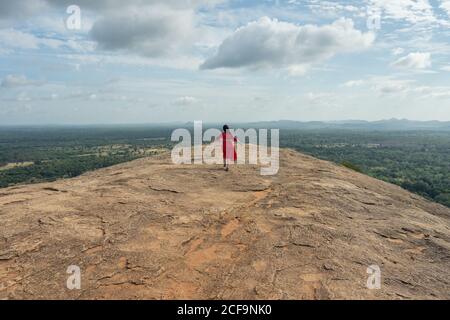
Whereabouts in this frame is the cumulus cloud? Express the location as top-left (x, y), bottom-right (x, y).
top-left (1, 75), bottom-right (44, 88)
top-left (90, 5), bottom-right (194, 57)
top-left (200, 17), bottom-right (375, 71)
top-left (0, 0), bottom-right (216, 18)
top-left (0, 0), bottom-right (223, 58)
top-left (45, 0), bottom-right (222, 11)
top-left (0, 0), bottom-right (47, 19)
top-left (391, 52), bottom-right (431, 69)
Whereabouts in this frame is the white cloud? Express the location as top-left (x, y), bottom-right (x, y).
top-left (307, 1), bottom-right (364, 18)
top-left (0, 48), bottom-right (12, 55)
top-left (340, 76), bottom-right (414, 95)
top-left (287, 64), bottom-right (310, 76)
top-left (391, 47), bottom-right (405, 56)
top-left (0, 0), bottom-right (217, 19)
top-left (0, 28), bottom-right (93, 52)
top-left (201, 17), bottom-right (375, 71)
top-left (44, 0), bottom-right (223, 11)
top-left (0, 29), bottom-right (40, 49)
top-left (368, 0), bottom-right (437, 24)
top-left (347, 76), bottom-right (450, 100)
top-left (59, 52), bottom-right (203, 70)
top-left (306, 92), bottom-right (337, 107)
top-left (391, 52), bottom-right (431, 69)
top-left (1, 0), bottom-right (450, 123)
top-left (440, 0), bottom-right (450, 16)
top-left (1, 75), bottom-right (44, 88)
top-left (0, 1), bottom-right (48, 19)
top-left (173, 96), bottom-right (198, 106)
top-left (375, 79), bottom-right (412, 94)
top-left (90, 5), bottom-right (195, 57)
top-left (16, 91), bottom-right (32, 101)
top-left (343, 80), bottom-right (365, 87)
top-left (412, 85), bottom-right (450, 99)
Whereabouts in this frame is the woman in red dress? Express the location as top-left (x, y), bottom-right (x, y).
top-left (221, 124), bottom-right (237, 171)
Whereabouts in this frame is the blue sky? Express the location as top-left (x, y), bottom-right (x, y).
top-left (0, 0), bottom-right (450, 124)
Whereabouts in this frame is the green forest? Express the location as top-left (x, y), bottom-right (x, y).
top-left (0, 126), bottom-right (173, 187)
top-left (280, 130), bottom-right (450, 208)
top-left (0, 126), bottom-right (449, 208)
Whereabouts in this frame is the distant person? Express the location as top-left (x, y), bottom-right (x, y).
top-left (221, 124), bottom-right (237, 171)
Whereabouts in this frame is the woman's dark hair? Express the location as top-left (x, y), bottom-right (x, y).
top-left (223, 124), bottom-right (229, 132)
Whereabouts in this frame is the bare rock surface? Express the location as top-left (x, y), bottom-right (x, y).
top-left (1, 148), bottom-right (449, 299)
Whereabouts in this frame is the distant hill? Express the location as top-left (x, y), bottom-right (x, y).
top-left (241, 119), bottom-right (450, 131)
top-left (3, 119), bottom-right (449, 131)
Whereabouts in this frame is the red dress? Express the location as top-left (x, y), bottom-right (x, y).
top-left (221, 132), bottom-right (237, 161)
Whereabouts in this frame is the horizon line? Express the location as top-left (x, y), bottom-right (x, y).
top-left (1, 118), bottom-right (450, 127)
